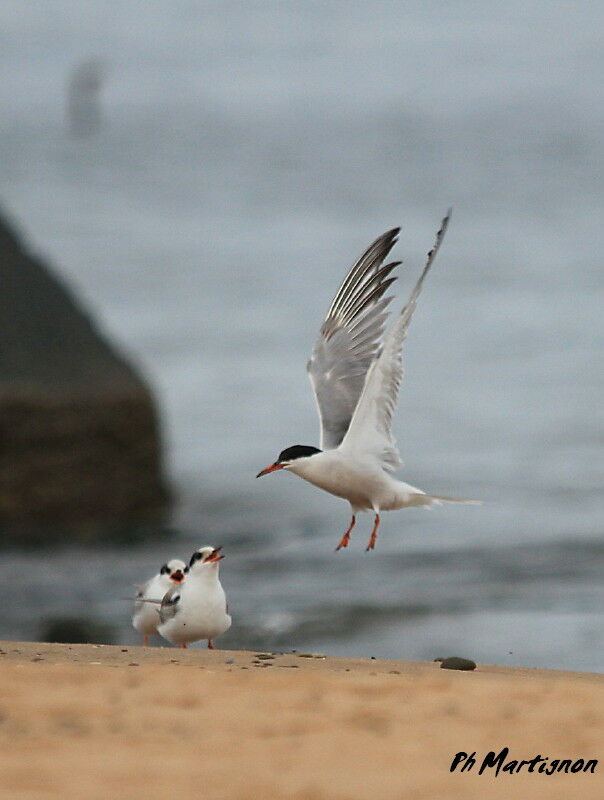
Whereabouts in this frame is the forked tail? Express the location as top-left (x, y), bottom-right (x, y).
top-left (415, 494), bottom-right (481, 508)
top-left (390, 485), bottom-right (481, 510)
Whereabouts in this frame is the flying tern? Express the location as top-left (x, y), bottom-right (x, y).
top-left (257, 211), bottom-right (478, 551)
top-left (132, 558), bottom-right (186, 646)
top-left (157, 546), bottom-right (231, 649)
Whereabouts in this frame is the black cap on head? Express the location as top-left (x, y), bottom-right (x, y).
top-left (278, 445), bottom-right (322, 463)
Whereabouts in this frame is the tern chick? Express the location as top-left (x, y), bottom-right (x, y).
top-left (157, 546), bottom-right (231, 649)
top-left (132, 558), bottom-right (186, 646)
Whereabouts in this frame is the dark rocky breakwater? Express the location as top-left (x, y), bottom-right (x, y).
top-left (0, 208), bottom-right (170, 543)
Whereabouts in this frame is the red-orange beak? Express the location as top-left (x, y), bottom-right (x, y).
top-left (256, 462), bottom-right (284, 478)
top-left (204, 547), bottom-right (224, 564)
top-left (170, 570), bottom-right (184, 583)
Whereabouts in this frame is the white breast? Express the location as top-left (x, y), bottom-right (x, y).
top-left (287, 450), bottom-right (389, 510)
top-left (158, 573), bottom-right (231, 645)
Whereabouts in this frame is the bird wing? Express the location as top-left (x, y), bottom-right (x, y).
top-left (307, 228), bottom-right (401, 450)
top-left (158, 585), bottom-right (181, 624)
top-left (339, 211), bottom-right (451, 471)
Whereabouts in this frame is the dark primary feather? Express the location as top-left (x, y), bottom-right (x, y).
top-left (326, 227), bottom-right (400, 323)
top-left (307, 227), bottom-right (402, 450)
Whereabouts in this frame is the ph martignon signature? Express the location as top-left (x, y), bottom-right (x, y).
top-left (450, 747), bottom-right (598, 776)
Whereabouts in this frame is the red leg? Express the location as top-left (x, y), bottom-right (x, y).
top-left (335, 515), bottom-right (356, 551)
top-left (207, 640), bottom-right (215, 649)
top-left (366, 513), bottom-right (381, 551)
top-left (142, 634), bottom-right (149, 647)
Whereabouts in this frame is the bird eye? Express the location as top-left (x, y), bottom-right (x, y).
top-left (160, 565), bottom-right (169, 574)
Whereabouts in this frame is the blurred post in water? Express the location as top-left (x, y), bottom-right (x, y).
top-left (67, 59), bottom-right (105, 137)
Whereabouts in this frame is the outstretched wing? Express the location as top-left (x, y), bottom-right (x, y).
top-left (339, 211), bottom-right (451, 470)
top-left (307, 228), bottom-right (401, 450)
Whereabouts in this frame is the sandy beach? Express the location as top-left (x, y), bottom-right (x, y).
top-left (1, 641), bottom-right (602, 799)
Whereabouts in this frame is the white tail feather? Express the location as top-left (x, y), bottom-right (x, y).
top-left (393, 492), bottom-right (481, 510)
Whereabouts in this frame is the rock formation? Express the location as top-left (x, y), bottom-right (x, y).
top-left (0, 208), bottom-right (170, 542)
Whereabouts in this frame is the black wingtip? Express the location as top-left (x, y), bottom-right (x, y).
top-left (375, 227), bottom-right (401, 249)
top-left (425, 210), bottom-right (453, 262)
top-left (439, 208), bottom-right (452, 236)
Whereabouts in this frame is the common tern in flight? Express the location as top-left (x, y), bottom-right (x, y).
top-left (157, 546), bottom-right (231, 649)
top-left (257, 211), bottom-right (478, 551)
top-left (132, 558), bottom-right (186, 646)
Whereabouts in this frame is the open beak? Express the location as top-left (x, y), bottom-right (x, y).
top-left (204, 546), bottom-right (224, 564)
top-left (170, 570), bottom-right (184, 583)
top-left (256, 462), bottom-right (284, 478)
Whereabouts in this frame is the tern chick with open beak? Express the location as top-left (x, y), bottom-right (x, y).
top-left (132, 558), bottom-right (186, 646)
top-left (157, 546), bottom-right (231, 649)
top-left (257, 212), bottom-right (479, 551)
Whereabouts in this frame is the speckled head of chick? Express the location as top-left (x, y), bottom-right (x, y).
top-left (160, 558), bottom-right (187, 583)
